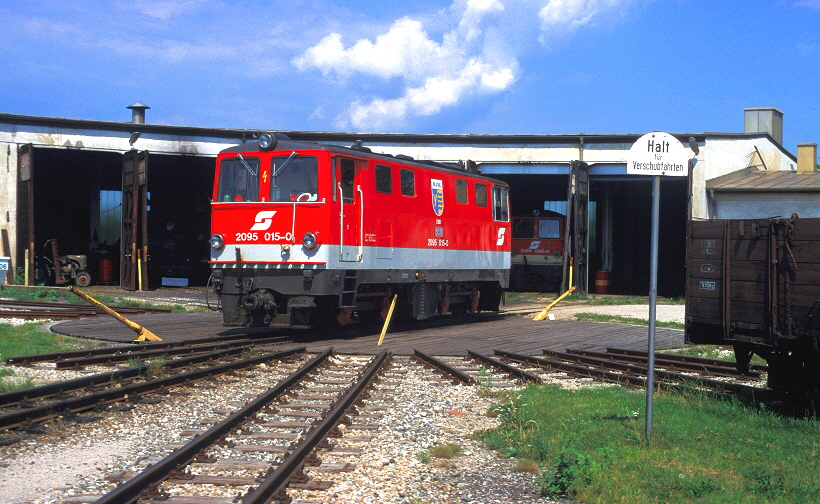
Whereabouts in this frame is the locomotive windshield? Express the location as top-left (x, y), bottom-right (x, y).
top-left (270, 155), bottom-right (319, 202)
top-left (217, 157), bottom-right (260, 202)
top-left (513, 218), bottom-right (533, 238)
top-left (538, 219), bottom-right (561, 239)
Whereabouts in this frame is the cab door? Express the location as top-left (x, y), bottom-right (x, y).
top-left (338, 158), bottom-right (364, 262)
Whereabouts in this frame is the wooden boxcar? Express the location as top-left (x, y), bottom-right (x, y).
top-left (686, 214), bottom-right (820, 393)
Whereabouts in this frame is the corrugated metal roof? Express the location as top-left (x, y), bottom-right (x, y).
top-left (708, 169), bottom-right (820, 191)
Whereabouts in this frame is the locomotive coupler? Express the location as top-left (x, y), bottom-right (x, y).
top-left (242, 290), bottom-right (277, 315)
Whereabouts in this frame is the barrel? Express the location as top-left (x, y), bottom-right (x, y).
top-left (98, 259), bottom-right (113, 283)
top-left (594, 271), bottom-right (610, 294)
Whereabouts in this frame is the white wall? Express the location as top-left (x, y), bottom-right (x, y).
top-left (714, 192), bottom-right (819, 219)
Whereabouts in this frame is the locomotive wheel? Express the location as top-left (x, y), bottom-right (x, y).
top-left (76, 272), bottom-right (92, 288)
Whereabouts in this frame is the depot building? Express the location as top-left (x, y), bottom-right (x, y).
top-left (0, 105), bottom-right (815, 297)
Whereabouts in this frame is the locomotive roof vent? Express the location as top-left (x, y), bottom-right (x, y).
top-left (350, 140), bottom-right (372, 153)
top-left (458, 159), bottom-right (481, 174)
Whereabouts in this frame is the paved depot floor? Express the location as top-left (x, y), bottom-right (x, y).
top-left (51, 310), bottom-right (684, 356)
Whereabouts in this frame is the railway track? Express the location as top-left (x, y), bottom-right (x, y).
top-left (0, 347), bottom-right (306, 432)
top-left (480, 347), bottom-right (771, 399)
top-left (1, 342), bottom-right (779, 502)
top-left (2, 347), bottom-right (536, 503)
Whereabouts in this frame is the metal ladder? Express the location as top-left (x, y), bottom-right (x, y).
top-left (340, 270), bottom-right (358, 308)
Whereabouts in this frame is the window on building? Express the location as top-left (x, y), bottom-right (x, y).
top-left (99, 190), bottom-right (121, 246)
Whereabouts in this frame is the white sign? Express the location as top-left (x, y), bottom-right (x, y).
top-left (626, 132), bottom-right (688, 177)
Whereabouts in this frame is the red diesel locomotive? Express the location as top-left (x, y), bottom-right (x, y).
top-left (209, 133), bottom-right (511, 328)
top-left (510, 212), bottom-right (565, 292)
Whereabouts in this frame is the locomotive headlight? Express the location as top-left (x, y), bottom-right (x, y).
top-left (259, 133), bottom-right (273, 149)
top-left (302, 232), bottom-right (320, 250)
top-left (209, 234), bottom-right (225, 251)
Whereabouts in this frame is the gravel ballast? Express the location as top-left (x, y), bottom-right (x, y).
top-left (0, 354), bottom-right (583, 503)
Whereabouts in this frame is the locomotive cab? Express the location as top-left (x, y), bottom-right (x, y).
top-left (509, 211), bottom-right (565, 292)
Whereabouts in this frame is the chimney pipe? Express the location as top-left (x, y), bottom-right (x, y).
top-left (797, 143), bottom-right (818, 174)
top-left (127, 102), bottom-right (150, 124)
top-left (744, 107), bottom-right (784, 145)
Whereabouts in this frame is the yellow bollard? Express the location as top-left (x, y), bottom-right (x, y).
top-left (68, 286), bottom-right (162, 342)
top-left (533, 258), bottom-right (576, 321)
top-left (533, 287), bottom-right (576, 321)
top-left (377, 294), bottom-right (398, 346)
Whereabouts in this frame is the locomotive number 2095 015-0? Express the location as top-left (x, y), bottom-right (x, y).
top-left (235, 232), bottom-right (295, 242)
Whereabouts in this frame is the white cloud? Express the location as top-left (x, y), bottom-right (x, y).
top-left (538, 0), bottom-right (642, 34)
top-left (293, 17), bottom-right (450, 80)
top-left (341, 59), bottom-right (516, 131)
top-left (296, 0), bottom-right (646, 131)
top-left (296, 1), bottom-right (516, 131)
top-left (458, 0), bottom-right (505, 41)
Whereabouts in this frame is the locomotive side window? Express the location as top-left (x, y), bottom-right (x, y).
top-left (474, 183), bottom-right (487, 207)
top-left (340, 158), bottom-right (355, 203)
top-left (331, 158), bottom-right (337, 203)
top-left (217, 157), bottom-right (260, 202)
top-left (400, 169), bottom-right (415, 196)
top-left (375, 165), bottom-right (392, 194)
top-left (492, 186), bottom-right (509, 222)
top-left (270, 156), bottom-right (319, 202)
top-left (538, 219), bottom-right (561, 239)
top-left (455, 179), bottom-right (468, 204)
top-left (513, 218), bottom-right (533, 238)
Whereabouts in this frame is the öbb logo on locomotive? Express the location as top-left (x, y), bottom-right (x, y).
top-left (250, 210), bottom-right (277, 231)
top-left (209, 133), bottom-right (511, 329)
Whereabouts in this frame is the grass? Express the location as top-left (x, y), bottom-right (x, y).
top-left (481, 385), bottom-right (820, 503)
top-left (0, 285), bottom-right (205, 313)
top-left (0, 321), bottom-right (83, 359)
top-left (574, 312), bottom-right (685, 330)
top-left (0, 321), bottom-right (87, 393)
top-left (418, 442), bottom-right (464, 468)
top-left (661, 344), bottom-right (768, 366)
top-left (506, 291), bottom-right (684, 306)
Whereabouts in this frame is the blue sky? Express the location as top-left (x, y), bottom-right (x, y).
top-left (1, 0), bottom-right (818, 154)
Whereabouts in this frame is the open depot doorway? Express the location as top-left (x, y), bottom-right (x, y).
top-left (18, 146), bottom-right (214, 289)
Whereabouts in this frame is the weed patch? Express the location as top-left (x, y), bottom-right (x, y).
top-left (481, 384), bottom-right (820, 502)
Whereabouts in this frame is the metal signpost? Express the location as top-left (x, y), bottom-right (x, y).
top-left (626, 132), bottom-right (689, 442)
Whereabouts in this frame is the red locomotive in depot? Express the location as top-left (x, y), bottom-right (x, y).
top-left (209, 133), bottom-right (511, 328)
top-left (510, 212), bottom-right (565, 292)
